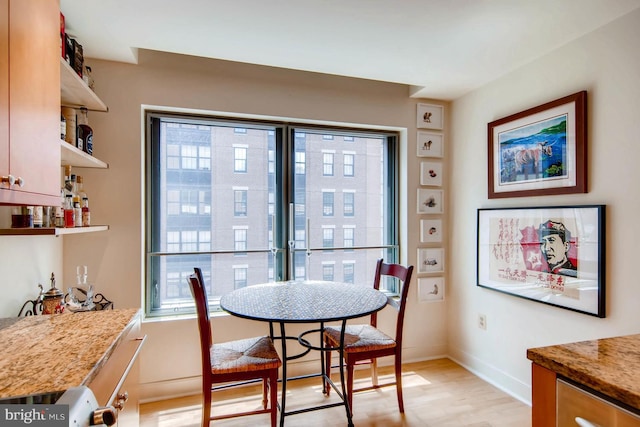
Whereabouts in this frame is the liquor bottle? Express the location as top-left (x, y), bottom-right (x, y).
top-left (76, 175), bottom-right (87, 200)
top-left (77, 107), bottom-right (93, 155)
top-left (74, 200), bottom-right (82, 227)
top-left (64, 194), bottom-right (75, 227)
top-left (82, 197), bottom-right (91, 227)
top-left (55, 189), bottom-right (65, 228)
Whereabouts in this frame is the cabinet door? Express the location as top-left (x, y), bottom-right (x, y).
top-left (0, 0), bottom-right (8, 177)
top-left (0, 0), bottom-right (60, 205)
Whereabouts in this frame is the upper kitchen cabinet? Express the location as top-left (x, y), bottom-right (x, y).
top-left (0, 0), bottom-right (61, 206)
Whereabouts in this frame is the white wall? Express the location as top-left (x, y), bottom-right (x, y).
top-left (56, 51), bottom-right (449, 401)
top-left (448, 8), bottom-right (640, 403)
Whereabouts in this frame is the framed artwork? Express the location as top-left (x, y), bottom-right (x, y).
top-left (488, 91), bottom-right (587, 199)
top-left (418, 277), bottom-right (445, 302)
top-left (417, 103), bottom-right (444, 130)
top-left (417, 248), bottom-right (445, 274)
top-left (420, 219), bottom-right (443, 243)
top-left (417, 189), bottom-right (443, 214)
top-left (477, 205), bottom-right (605, 317)
top-left (420, 161), bottom-right (443, 186)
top-left (417, 131), bottom-right (444, 157)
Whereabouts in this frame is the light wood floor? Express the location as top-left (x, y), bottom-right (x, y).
top-left (140, 358), bottom-right (531, 427)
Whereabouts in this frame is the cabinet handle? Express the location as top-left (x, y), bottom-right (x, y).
top-left (1, 175), bottom-right (24, 188)
top-left (117, 391), bottom-right (129, 402)
top-left (575, 417), bottom-right (602, 427)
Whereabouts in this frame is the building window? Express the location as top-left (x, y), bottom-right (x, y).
top-left (146, 114), bottom-right (399, 317)
top-left (234, 146), bottom-right (247, 172)
top-left (344, 227), bottom-right (354, 251)
top-left (343, 262), bottom-right (355, 284)
top-left (343, 191), bottom-right (355, 217)
top-left (234, 189), bottom-right (247, 217)
top-left (234, 267), bottom-right (248, 289)
top-left (323, 264), bottom-right (335, 281)
top-left (343, 153), bottom-right (354, 177)
top-left (323, 153), bottom-right (334, 176)
top-left (323, 228), bottom-right (334, 252)
top-left (234, 228), bottom-right (247, 255)
top-left (323, 191), bottom-right (334, 216)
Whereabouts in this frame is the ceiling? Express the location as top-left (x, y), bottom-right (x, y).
top-left (60, 0), bottom-right (640, 101)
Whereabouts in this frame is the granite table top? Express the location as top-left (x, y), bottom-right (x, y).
top-left (0, 308), bottom-right (140, 399)
top-left (527, 333), bottom-right (640, 410)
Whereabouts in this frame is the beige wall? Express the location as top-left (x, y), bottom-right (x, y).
top-left (55, 50), bottom-right (448, 401)
top-left (448, 8), bottom-right (640, 402)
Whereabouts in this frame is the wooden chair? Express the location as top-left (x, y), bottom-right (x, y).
top-left (323, 259), bottom-right (414, 415)
top-left (188, 267), bottom-right (282, 427)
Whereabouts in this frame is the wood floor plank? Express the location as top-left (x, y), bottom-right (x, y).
top-left (140, 358), bottom-right (531, 426)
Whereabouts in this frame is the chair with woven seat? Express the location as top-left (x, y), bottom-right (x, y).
top-left (188, 267), bottom-right (282, 427)
top-left (323, 258), bottom-right (413, 415)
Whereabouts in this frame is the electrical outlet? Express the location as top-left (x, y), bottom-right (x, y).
top-left (478, 314), bottom-right (487, 330)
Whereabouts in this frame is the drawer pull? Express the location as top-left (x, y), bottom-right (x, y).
top-left (575, 417), bottom-right (601, 427)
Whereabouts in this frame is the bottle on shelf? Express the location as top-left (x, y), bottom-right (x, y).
top-left (61, 107), bottom-right (76, 146)
top-left (77, 107), bottom-right (93, 155)
top-left (64, 194), bottom-right (75, 228)
top-left (33, 206), bottom-right (43, 228)
top-left (81, 197), bottom-right (90, 227)
top-left (55, 189), bottom-right (65, 228)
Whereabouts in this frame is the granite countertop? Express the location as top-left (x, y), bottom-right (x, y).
top-left (527, 333), bottom-right (640, 409)
top-left (0, 308), bottom-right (140, 399)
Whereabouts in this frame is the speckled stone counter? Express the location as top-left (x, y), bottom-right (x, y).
top-left (0, 308), bottom-right (140, 399)
top-left (527, 333), bottom-right (640, 410)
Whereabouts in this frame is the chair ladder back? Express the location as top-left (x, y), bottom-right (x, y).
top-left (370, 259), bottom-right (385, 327)
top-left (188, 268), bottom-right (213, 380)
top-left (393, 264), bottom-right (413, 344)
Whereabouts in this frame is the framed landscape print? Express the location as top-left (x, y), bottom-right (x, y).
top-left (417, 103), bottom-right (444, 130)
top-left (417, 131), bottom-right (444, 158)
top-left (417, 248), bottom-right (445, 274)
top-left (477, 205), bottom-right (605, 317)
top-left (420, 161), bottom-right (443, 186)
top-left (417, 189), bottom-right (443, 214)
top-left (488, 91), bottom-right (587, 199)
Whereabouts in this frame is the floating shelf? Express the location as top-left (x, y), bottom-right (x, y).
top-left (60, 58), bottom-right (108, 112)
top-left (0, 225), bottom-right (109, 236)
top-left (61, 140), bottom-right (108, 168)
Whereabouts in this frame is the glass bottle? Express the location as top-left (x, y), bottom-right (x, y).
top-left (74, 200), bottom-right (82, 227)
top-left (77, 107), bottom-right (93, 155)
top-left (81, 197), bottom-right (90, 227)
top-left (55, 189), bottom-right (65, 227)
top-left (64, 194), bottom-right (75, 227)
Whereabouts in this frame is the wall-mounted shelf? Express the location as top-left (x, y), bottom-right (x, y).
top-left (0, 225), bottom-right (109, 236)
top-left (61, 140), bottom-right (109, 168)
top-left (60, 58), bottom-right (108, 112)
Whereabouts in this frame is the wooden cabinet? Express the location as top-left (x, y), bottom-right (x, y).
top-left (0, 0), bottom-right (61, 206)
top-left (557, 380), bottom-right (640, 427)
top-left (87, 315), bottom-right (146, 427)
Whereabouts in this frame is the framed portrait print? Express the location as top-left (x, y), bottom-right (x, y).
top-left (420, 161), bottom-right (443, 186)
top-left (417, 189), bottom-right (443, 214)
top-left (488, 91), bottom-right (587, 199)
top-left (417, 248), bottom-right (445, 274)
top-left (477, 205), bottom-right (605, 317)
top-left (420, 219), bottom-right (443, 243)
top-left (417, 103), bottom-right (444, 130)
top-left (418, 277), bottom-right (445, 302)
top-left (417, 131), bottom-right (444, 158)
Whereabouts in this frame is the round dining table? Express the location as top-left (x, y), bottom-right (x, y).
top-left (220, 280), bottom-right (388, 427)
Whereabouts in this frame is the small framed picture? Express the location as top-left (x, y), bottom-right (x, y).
top-left (418, 277), bottom-right (445, 302)
top-left (420, 219), bottom-right (443, 243)
top-left (420, 161), bottom-right (443, 186)
top-left (417, 189), bottom-right (444, 214)
top-left (417, 131), bottom-right (444, 158)
top-left (417, 103), bottom-right (444, 130)
top-left (417, 248), bottom-right (445, 274)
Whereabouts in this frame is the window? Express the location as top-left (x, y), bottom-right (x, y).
top-left (344, 227), bottom-right (354, 251)
top-left (234, 146), bottom-right (247, 172)
top-left (343, 191), bottom-right (355, 217)
top-left (234, 189), bottom-right (247, 217)
top-left (323, 152), bottom-right (334, 176)
top-left (322, 191), bottom-right (334, 216)
top-left (146, 113), bottom-right (399, 317)
top-left (343, 153), bottom-right (354, 177)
